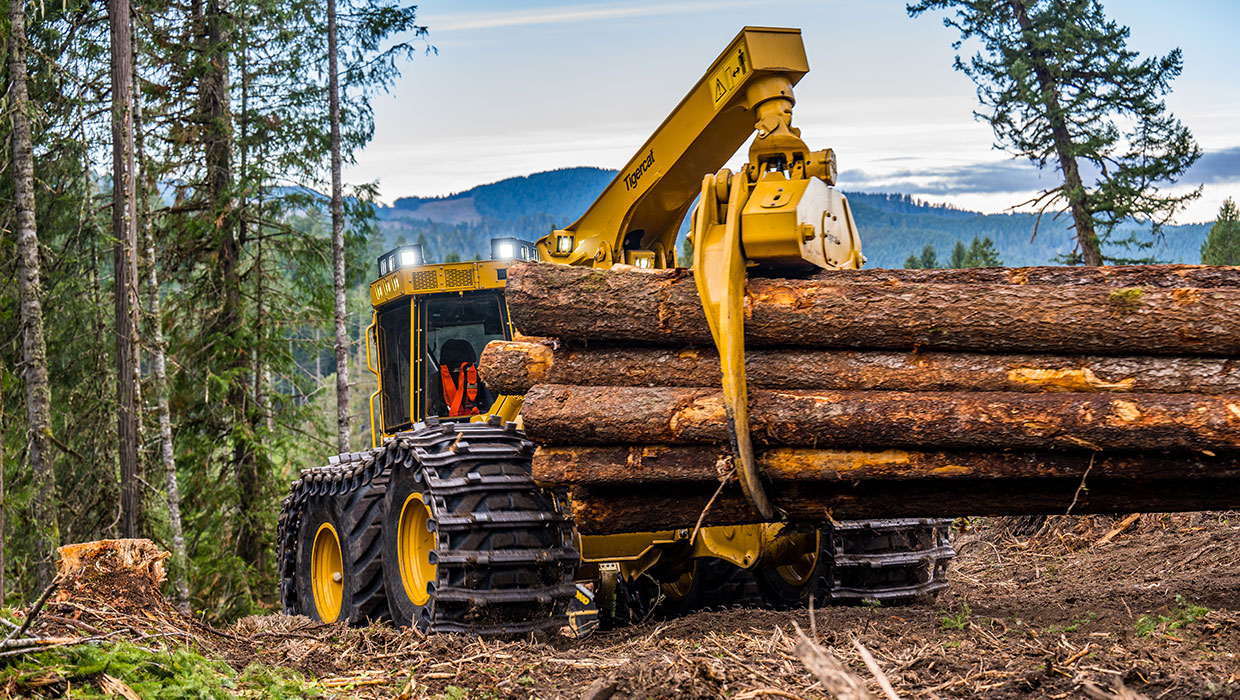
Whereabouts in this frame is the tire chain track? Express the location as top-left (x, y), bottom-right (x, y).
top-left (277, 416), bottom-right (578, 635)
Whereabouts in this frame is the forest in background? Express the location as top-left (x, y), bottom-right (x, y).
top-left (0, 0), bottom-right (424, 620)
top-left (377, 166), bottom-right (1214, 269)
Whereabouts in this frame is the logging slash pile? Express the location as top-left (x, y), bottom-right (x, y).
top-left (482, 263), bottom-right (1240, 533)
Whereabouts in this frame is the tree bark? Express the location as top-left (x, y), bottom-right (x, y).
top-left (134, 60), bottom-right (190, 612)
top-left (199, 0), bottom-right (259, 572)
top-left (504, 264), bottom-right (1240, 356)
top-left (481, 341), bottom-right (1240, 396)
top-left (10, 0), bottom-right (62, 590)
top-left (568, 477), bottom-right (1240, 534)
top-left (805, 264), bottom-right (1240, 288)
top-left (534, 445), bottom-right (1240, 486)
top-left (1008, 0), bottom-right (1101, 265)
top-left (521, 385), bottom-right (1240, 452)
top-left (110, 0), bottom-right (141, 539)
top-left (328, 0), bottom-right (351, 454)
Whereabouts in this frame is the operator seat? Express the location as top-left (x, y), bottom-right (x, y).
top-left (438, 339), bottom-right (488, 416)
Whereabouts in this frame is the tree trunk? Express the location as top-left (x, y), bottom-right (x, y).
top-left (1008, 0), bottom-right (1101, 265)
top-left (534, 445), bottom-right (1240, 486)
top-left (568, 477), bottom-right (1240, 534)
top-left (328, 0), bottom-right (351, 454)
top-left (480, 341), bottom-right (1240, 396)
top-left (199, 0), bottom-right (259, 572)
top-left (10, 0), bottom-right (62, 590)
top-left (110, 0), bottom-right (141, 539)
top-left (1, 394), bottom-right (6, 603)
top-left (521, 385), bottom-right (1240, 452)
top-left (504, 264), bottom-right (1240, 356)
top-left (134, 60), bottom-right (191, 613)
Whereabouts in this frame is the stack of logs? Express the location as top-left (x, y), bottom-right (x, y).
top-left (481, 263), bottom-right (1240, 535)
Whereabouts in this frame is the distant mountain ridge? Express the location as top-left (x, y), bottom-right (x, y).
top-left (376, 166), bottom-right (1209, 267)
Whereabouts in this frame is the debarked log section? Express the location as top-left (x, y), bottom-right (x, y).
top-left (480, 341), bottom-right (1240, 396)
top-left (504, 263), bottom-right (1240, 355)
top-left (568, 477), bottom-right (1240, 534)
top-left (533, 445), bottom-right (1240, 486)
top-left (520, 385), bottom-right (1240, 451)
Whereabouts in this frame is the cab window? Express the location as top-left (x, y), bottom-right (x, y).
top-left (422, 292), bottom-right (507, 419)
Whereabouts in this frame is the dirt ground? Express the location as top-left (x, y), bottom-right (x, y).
top-left (9, 513), bottom-right (1240, 699)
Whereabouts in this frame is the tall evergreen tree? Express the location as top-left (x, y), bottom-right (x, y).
top-left (328, 0), bottom-right (351, 454)
top-left (918, 243), bottom-right (940, 269)
top-left (967, 236), bottom-right (1003, 267)
top-left (949, 240), bottom-right (969, 268)
top-left (1200, 198), bottom-right (1240, 265)
top-left (8, 0), bottom-right (63, 589)
top-left (909, 0), bottom-right (1201, 264)
top-left (109, 0), bottom-right (142, 538)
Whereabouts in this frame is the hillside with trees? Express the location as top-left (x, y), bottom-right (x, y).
top-left (375, 167), bottom-right (1211, 268)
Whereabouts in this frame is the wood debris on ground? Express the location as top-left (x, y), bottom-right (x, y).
top-left (0, 514), bottom-right (1236, 698)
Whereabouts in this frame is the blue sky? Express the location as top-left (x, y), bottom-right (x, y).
top-left (346, 0), bottom-right (1240, 223)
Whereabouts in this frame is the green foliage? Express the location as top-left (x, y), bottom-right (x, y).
top-left (1200, 198), bottom-right (1240, 265)
top-left (0, 641), bottom-right (320, 699)
top-left (1047, 611), bottom-right (1097, 634)
top-left (1135, 595), bottom-right (1210, 637)
top-left (966, 236), bottom-right (1003, 266)
top-left (939, 601), bottom-right (972, 630)
top-left (908, 0), bottom-right (1201, 263)
top-left (374, 169), bottom-right (1211, 268)
top-left (904, 236), bottom-right (1001, 269)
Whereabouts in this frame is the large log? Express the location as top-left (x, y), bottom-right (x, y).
top-left (568, 478), bottom-right (1240, 534)
top-left (504, 263), bottom-right (1240, 355)
top-left (808, 264), bottom-right (1240, 288)
top-left (480, 341), bottom-right (1240, 396)
top-left (534, 445), bottom-right (1240, 486)
top-left (521, 385), bottom-right (1240, 451)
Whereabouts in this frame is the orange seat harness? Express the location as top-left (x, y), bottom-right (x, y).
top-left (440, 362), bottom-right (480, 416)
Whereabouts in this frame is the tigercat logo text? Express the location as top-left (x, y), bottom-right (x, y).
top-left (624, 149), bottom-right (655, 191)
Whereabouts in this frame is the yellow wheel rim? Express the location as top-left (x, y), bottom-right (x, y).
top-left (662, 567), bottom-right (695, 601)
top-left (776, 530), bottom-right (821, 587)
top-left (311, 523), bottom-right (343, 623)
top-left (397, 493), bottom-right (437, 606)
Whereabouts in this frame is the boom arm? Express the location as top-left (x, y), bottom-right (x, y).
top-left (538, 26), bottom-right (865, 521)
top-left (536, 27), bottom-right (816, 269)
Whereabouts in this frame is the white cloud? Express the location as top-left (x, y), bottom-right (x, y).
top-left (431, 0), bottom-right (769, 32)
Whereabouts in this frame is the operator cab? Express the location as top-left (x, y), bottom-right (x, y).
top-left (367, 240), bottom-right (535, 439)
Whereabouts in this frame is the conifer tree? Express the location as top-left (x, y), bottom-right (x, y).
top-left (909, 0), bottom-right (1201, 264)
top-left (949, 240), bottom-right (969, 268)
top-left (967, 236), bottom-right (1003, 267)
top-left (1200, 198), bottom-right (1240, 265)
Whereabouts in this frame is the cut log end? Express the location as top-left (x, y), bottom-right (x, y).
top-left (57, 539), bottom-right (170, 592)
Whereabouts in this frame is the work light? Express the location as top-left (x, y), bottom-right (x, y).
top-left (376, 244), bottom-right (425, 277)
top-left (490, 237), bottom-right (537, 262)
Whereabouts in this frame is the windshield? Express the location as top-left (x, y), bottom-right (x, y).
top-left (423, 292), bottom-right (507, 418)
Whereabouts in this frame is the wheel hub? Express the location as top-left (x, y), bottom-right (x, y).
top-left (311, 523), bottom-right (344, 623)
top-left (397, 492), bottom-right (437, 606)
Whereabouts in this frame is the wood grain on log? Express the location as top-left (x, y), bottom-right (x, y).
top-left (480, 341), bottom-right (1240, 396)
top-left (521, 385), bottom-right (1240, 451)
top-left (806, 264), bottom-right (1240, 288)
top-left (568, 478), bottom-right (1240, 533)
top-left (504, 263), bottom-right (1240, 356)
top-left (533, 445), bottom-right (1240, 486)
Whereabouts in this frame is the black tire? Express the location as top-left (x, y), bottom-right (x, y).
top-left (381, 419), bottom-right (578, 634)
top-left (382, 463), bottom-right (436, 629)
top-left (753, 529), bottom-right (827, 610)
top-left (657, 558), bottom-right (748, 617)
top-left (336, 473), bottom-right (390, 623)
